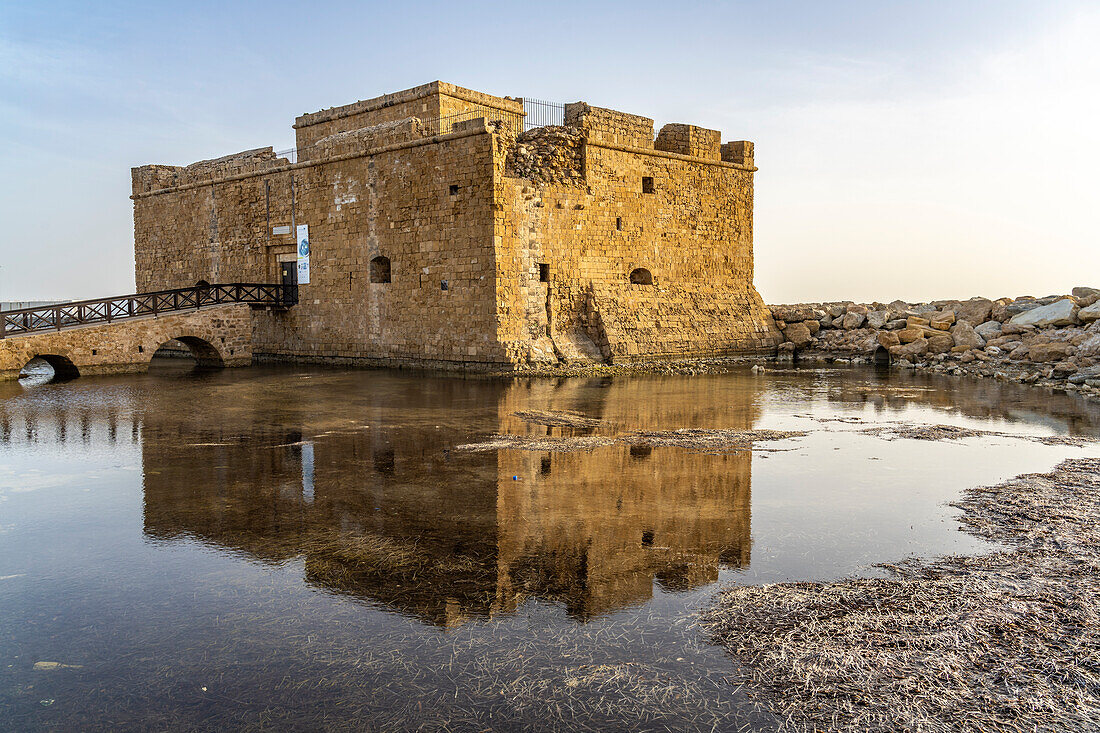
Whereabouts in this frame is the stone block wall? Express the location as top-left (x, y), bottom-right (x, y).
top-left (132, 82), bottom-right (780, 371)
top-left (655, 124), bottom-right (722, 160)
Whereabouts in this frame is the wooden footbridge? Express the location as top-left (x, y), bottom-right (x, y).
top-left (0, 283), bottom-right (295, 381)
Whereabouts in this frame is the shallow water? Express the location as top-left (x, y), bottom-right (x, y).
top-left (1, 364), bottom-right (1098, 731)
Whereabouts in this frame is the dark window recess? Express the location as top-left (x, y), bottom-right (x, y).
top-left (616, 217), bottom-right (623, 231)
top-left (138, 346), bottom-right (144, 353)
top-left (449, 184), bottom-right (459, 195)
top-left (629, 268), bottom-right (654, 285)
top-left (539, 263), bottom-right (550, 282)
top-left (641, 177), bottom-right (655, 194)
top-left (540, 456), bottom-right (552, 475)
top-left (91, 349), bottom-right (97, 356)
top-left (440, 280), bottom-right (449, 291)
top-left (370, 255), bottom-right (391, 283)
top-left (641, 530), bottom-right (655, 547)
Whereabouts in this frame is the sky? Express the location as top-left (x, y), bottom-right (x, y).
top-left (1, 0), bottom-right (1097, 304)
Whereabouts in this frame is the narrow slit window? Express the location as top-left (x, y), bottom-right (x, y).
top-left (539, 263), bottom-right (550, 282)
top-left (440, 280), bottom-right (449, 291)
top-left (616, 217), bottom-right (623, 231)
top-left (449, 185), bottom-right (459, 195)
top-left (641, 177), bottom-right (655, 194)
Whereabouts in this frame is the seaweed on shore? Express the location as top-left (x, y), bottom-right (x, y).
top-left (700, 457), bottom-right (1100, 732)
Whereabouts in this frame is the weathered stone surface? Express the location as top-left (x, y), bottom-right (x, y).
top-left (804, 319), bottom-right (821, 335)
top-left (890, 338), bottom-right (928, 359)
top-left (952, 298), bottom-right (994, 326)
top-left (1009, 299), bottom-right (1079, 328)
top-left (951, 322), bottom-right (985, 350)
top-left (132, 81), bottom-right (781, 371)
top-left (771, 305), bottom-right (818, 323)
top-left (877, 331), bottom-right (901, 348)
top-left (884, 319), bottom-right (908, 330)
top-left (897, 327), bottom-right (925, 344)
top-left (1028, 342), bottom-right (1074, 363)
top-left (974, 321), bottom-right (1003, 340)
top-left (865, 310), bottom-right (888, 329)
top-left (1079, 301), bottom-right (1100, 323)
top-left (1071, 286), bottom-right (1099, 302)
top-left (907, 316), bottom-right (930, 328)
top-left (1077, 334), bottom-right (1100, 358)
top-left (783, 322), bottom-right (813, 348)
top-left (841, 312), bottom-right (866, 330)
top-left (927, 334), bottom-right (954, 354)
top-left (929, 311), bottom-right (955, 330)
top-left (846, 304), bottom-right (869, 316)
top-left (0, 304), bottom-right (253, 381)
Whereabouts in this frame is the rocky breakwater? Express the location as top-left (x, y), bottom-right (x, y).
top-left (770, 287), bottom-right (1100, 400)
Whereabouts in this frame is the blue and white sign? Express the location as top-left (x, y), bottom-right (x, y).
top-left (296, 224), bottom-right (310, 285)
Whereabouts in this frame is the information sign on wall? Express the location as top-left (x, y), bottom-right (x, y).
top-left (296, 224), bottom-right (310, 285)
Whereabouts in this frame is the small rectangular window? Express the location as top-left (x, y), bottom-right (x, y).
top-left (539, 263), bottom-right (549, 282)
top-left (449, 185), bottom-right (459, 195)
top-left (616, 217), bottom-right (623, 231)
top-left (440, 280), bottom-right (449, 291)
top-left (641, 177), bottom-right (655, 194)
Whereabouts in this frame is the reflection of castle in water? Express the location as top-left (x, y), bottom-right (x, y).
top-left (138, 377), bottom-right (756, 626)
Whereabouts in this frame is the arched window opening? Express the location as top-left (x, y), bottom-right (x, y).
top-left (629, 268), bottom-right (653, 285)
top-left (370, 256), bottom-right (391, 284)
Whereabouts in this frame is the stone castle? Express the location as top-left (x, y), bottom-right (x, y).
top-left (131, 81), bottom-right (779, 370)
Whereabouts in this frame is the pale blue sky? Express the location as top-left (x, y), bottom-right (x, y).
top-left (1, 0), bottom-right (1096, 302)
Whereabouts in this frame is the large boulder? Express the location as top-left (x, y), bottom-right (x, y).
top-left (1079, 301), bottom-right (1100, 323)
top-left (1028, 342), bottom-right (1074, 363)
top-left (1072, 286), bottom-right (1100, 306)
top-left (890, 338), bottom-right (928, 359)
top-left (1076, 334), bottom-right (1100, 358)
top-left (897, 327), bottom-right (925, 344)
top-left (929, 311), bottom-right (956, 330)
top-left (953, 298), bottom-right (994, 325)
top-left (927, 334), bottom-right (954, 354)
top-left (841, 312), bottom-right (866, 330)
top-left (783, 322), bottom-right (813, 348)
top-left (877, 331), bottom-right (901, 348)
top-left (1008, 298), bottom-right (1079, 328)
top-left (975, 321), bottom-right (1003, 340)
top-left (771, 305), bottom-right (819, 323)
top-left (865, 310), bottom-right (889, 329)
top-left (951, 322), bottom-right (985, 350)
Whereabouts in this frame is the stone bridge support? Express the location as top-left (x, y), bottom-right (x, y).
top-left (0, 304), bottom-right (253, 381)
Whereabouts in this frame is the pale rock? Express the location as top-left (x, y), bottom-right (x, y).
top-left (951, 322), bottom-right (985, 350)
top-left (907, 316), bottom-right (930, 328)
top-left (884, 319), bottom-right (908, 330)
top-left (1077, 334), bottom-right (1100, 358)
top-left (846, 304), bottom-right (869, 316)
top-left (841, 312), bottom-right (866, 330)
top-left (1079, 301), bottom-right (1100, 323)
top-left (974, 321), bottom-right (1002, 340)
top-left (1009, 298), bottom-right (1079, 328)
top-left (865, 310), bottom-right (888, 329)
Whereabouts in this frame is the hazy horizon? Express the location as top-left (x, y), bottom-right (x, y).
top-left (2, 0), bottom-right (1097, 304)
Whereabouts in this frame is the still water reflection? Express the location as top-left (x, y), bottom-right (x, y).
top-left (1, 365), bottom-right (1098, 731)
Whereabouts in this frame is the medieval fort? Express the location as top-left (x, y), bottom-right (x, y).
top-left (129, 81), bottom-right (780, 370)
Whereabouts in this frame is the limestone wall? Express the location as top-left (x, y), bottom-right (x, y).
top-left (132, 82), bottom-right (780, 370)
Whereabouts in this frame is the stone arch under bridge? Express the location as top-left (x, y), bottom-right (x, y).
top-left (0, 304), bottom-right (253, 382)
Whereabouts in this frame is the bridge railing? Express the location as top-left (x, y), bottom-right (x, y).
top-left (0, 283), bottom-right (296, 339)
